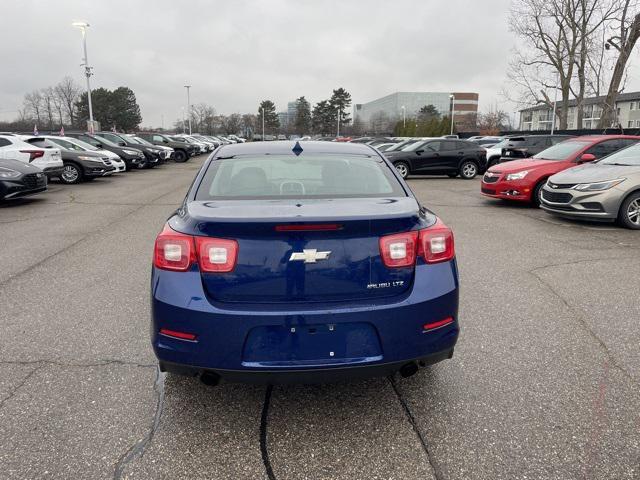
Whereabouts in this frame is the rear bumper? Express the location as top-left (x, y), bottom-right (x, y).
top-left (151, 261), bottom-right (459, 382)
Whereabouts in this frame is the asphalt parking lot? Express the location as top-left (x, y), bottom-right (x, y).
top-left (1, 155), bottom-right (639, 479)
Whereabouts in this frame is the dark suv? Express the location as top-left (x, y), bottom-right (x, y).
top-left (137, 133), bottom-right (196, 163)
top-left (500, 135), bottom-right (574, 163)
top-left (384, 138), bottom-right (487, 179)
top-left (94, 132), bottom-right (164, 169)
top-left (64, 132), bottom-right (145, 170)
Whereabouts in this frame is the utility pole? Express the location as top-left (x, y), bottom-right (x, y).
top-left (184, 85), bottom-right (191, 135)
top-left (337, 107), bottom-right (340, 137)
top-left (401, 105), bottom-right (406, 129)
top-left (72, 22), bottom-right (94, 132)
top-left (551, 72), bottom-right (559, 134)
top-left (449, 94), bottom-right (455, 135)
top-left (261, 107), bottom-right (265, 140)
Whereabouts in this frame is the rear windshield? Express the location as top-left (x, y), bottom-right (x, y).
top-left (532, 140), bottom-right (591, 160)
top-left (195, 154), bottom-right (406, 200)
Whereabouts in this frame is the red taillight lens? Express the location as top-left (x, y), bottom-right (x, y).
top-left (418, 220), bottom-right (455, 264)
top-left (20, 150), bottom-right (45, 162)
top-left (379, 231), bottom-right (419, 268)
top-left (153, 226), bottom-right (195, 271)
top-left (195, 236), bottom-right (238, 273)
top-left (159, 328), bottom-right (197, 341)
top-left (379, 219), bottom-right (455, 268)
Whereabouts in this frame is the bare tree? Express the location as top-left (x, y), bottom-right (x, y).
top-left (54, 76), bottom-right (82, 127)
top-left (598, 1), bottom-right (640, 127)
top-left (477, 111), bottom-right (510, 134)
top-left (42, 87), bottom-right (56, 129)
top-left (23, 90), bottom-right (44, 125)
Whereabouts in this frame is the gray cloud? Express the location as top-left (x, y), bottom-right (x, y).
top-left (2, 0), bottom-right (523, 126)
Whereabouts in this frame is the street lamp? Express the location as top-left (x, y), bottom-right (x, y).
top-left (72, 21), bottom-right (94, 133)
top-left (260, 107), bottom-right (265, 141)
top-left (550, 71), bottom-right (560, 134)
top-left (184, 85), bottom-right (191, 135)
top-left (181, 107), bottom-right (186, 134)
top-left (401, 105), bottom-right (406, 129)
top-left (449, 94), bottom-right (455, 135)
top-left (337, 107), bottom-right (341, 137)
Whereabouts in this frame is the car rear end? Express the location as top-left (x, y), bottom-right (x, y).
top-left (150, 143), bottom-right (459, 384)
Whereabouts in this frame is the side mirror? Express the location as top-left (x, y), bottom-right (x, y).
top-left (415, 149), bottom-right (424, 155)
top-left (118, 141), bottom-right (126, 147)
top-left (163, 139), bottom-right (168, 143)
top-left (579, 153), bottom-right (596, 163)
top-left (95, 143), bottom-right (103, 148)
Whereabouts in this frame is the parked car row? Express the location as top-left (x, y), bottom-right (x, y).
top-left (480, 134), bottom-right (640, 229)
top-left (0, 131), bottom-right (218, 201)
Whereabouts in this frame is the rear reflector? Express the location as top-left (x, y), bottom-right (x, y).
top-left (423, 317), bottom-right (454, 331)
top-left (159, 328), bottom-right (197, 341)
top-left (275, 224), bottom-right (342, 232)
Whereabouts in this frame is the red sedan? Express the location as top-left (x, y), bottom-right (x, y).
top-left (480, 135), bottom-right (640, 205)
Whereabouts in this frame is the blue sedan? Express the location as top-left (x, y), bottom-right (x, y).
top-left (151, 141), bottom-right (459, 384)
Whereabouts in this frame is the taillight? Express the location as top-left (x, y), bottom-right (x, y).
top-left (379, 231), bottom-right (419, 268)
top-left (379, 219), bottom-right (455, 268)
top-left (418, 220), bottom-right (455, 264)
top-left (153, 225), bottom-right (238, 273)
top-left (20, 150), bottom-right (45, 162)
top-left (154, 226), bottom-right (195, 271)
top-left (195, 237), bottom-right (238, 273)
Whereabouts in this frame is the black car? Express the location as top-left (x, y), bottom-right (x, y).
top-left (94, 132), bottom-right (164, 168)
top-left (500, 135), bottom-right (574, 163)
top-left (65, 132), bottom-right (145, 170)
top-left (137, 132), bottom-right (196, 163)
top-left (23, 136), bottom-right (115, 184)
top-left (0, 158), bottom-right (47, 200)
top-left (384, 138), bottom-right (487, 179)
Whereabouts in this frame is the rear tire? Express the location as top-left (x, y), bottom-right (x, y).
top-left (394, 161), bottom-right (410, 179)
top-left (617, 191), bottom-right (640, 229)
top-left (459, 161), bottom-right (478, 179)
top-left (174, 150), bottom-right (188, 163)
top-left (60, 163), bottom-right (83, 184)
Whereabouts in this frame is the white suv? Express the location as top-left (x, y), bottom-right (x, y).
top-left (0, 134), bottom-right (64, 178)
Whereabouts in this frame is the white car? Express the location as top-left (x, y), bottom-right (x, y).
top-left (52, 136), bottom-right (126, 173)
top-left (485, 138), bottom-right (510, 168)
top-left (0, 134), bottom-right (63, 178)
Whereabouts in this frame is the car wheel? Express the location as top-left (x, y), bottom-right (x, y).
top-left (447, 173), bottom-right (458, 178)
top-left (532, 181), bottom-right (545, 207)
top-left (459, 161), bottom-right (478, 179)
top-left (394, 162), bottom-right (409, 179)
top-left (618, 191), bottom-right (640, 229)
top-left (174, 150), bottom-right (188, 163)
top-left (136, 159), bottom-right (148, 169)
top-left (60, 163), bottom-right (83, 184)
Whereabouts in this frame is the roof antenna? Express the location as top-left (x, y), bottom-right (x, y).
top-left (292, 141), bottom-right (303, 156)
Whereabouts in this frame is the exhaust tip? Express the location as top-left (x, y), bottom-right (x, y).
top-left (399, 362), bottom-right (419, 378)
top-left (200, 372), bottom-right (220, 386)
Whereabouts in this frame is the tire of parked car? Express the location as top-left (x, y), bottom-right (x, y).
top-left (173, 150), bottom-right (188, 163)
top-left (532, 180), bottom-right (546, 207)
top-left (459, 160), bottom-right (479, 180)
top-left (393, 161), bottom-right (409, 179)
top-left (618, 191), bottom-right (640, 230)
top-left (136, 159), bottom-right (148, 169)
top-left (60, 162), bottom-right (83, 184)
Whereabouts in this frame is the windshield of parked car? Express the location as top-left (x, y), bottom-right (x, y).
top-left (195, 154), bottom-right (406, 200)
top-left (133, 136), bottom-right (154, 146)
top-left (401, 140), bottom-right (429, 152)
top-left (532, 140), bottom-right (591, 161)
top-left (124, 135), bottom-right (143, 144)
top-left (489, 139), bottom-right (509, 150)
top-left (48, 137), bottom-right (85, 151)
top-left (90, 135), bottom-right (119, 148)
top-left (598, 143), bottom-right (640, 166)
top-left (65, 138), bottom-right (99, 151)
top-left (386, 139), bottom-right (418, 152)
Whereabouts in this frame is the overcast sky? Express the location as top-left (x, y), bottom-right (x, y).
top-left (1, 0), bottom-right (536, 126)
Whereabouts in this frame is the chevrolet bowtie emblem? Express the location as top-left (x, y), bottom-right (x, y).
top-left (289, 249), bottom-right (331, 263)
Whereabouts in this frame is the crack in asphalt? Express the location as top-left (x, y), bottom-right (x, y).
top-left (260, 385), bottom-right (277, 480)
top-left (388, 375), bottom-right (444, 480)
top-left (528, 267), bottom-right (638, 387)
top-left (0, 364), bottom-right (42, 411)
top-left (113, 366), bottom-right (166, 480)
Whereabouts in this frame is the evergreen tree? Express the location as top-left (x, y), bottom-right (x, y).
top-left (329, 87), bottom-right (352, 126)
top-left (417, 104), bottom-right (440, 122)
top-left (257, 100), bottom-right (279, 134)
top-left (312, 100), bottom-right (335, 134)
top-left (76, 86), bottom-right (142, 131)
top-left (294, 96), bottom-right (311, 134)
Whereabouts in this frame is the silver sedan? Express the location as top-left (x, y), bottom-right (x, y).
top-left (540, 143), bottom-right (640, 229)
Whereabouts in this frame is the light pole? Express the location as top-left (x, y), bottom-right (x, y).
top-left (184, 85), bottom-right (191, 135)
top-left (401, 105), bottom-right (406, 130)
top-left (181, 107), bottom-right (186, 134)
top-left (72, 22), bottom-right (94, 133)
top-left (449, 94), bottom-right (455, 135)
top-left (261, 107), bottom-right (265, 140)
top-left (337, 107), bottom-right (341, 137)
top-left (550, 71), bottom-right (559, 134)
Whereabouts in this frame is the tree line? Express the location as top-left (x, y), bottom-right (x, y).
top-left (507, 0), bottom-right (640, 129)
top-left (1, 76), bottom-right (143, 132)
